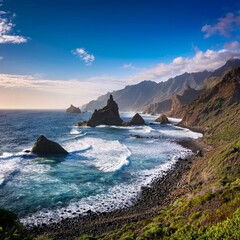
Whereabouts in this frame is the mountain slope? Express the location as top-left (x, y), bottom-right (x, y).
top-left (83, 71), bottom-right (210, 111)
top-left (82, 80), bottom-right (159, 111)
top-left (203, 58), bottom-right (240, 89)
top-left (83, 59), bottom-right (240, 112)
top-left (77, 68), bottom-right (240, 240)
top-left (180, 67), bottom-right (240, 131)
top-left (169, 86), bottom-right (203, 117)
top-left (142, 99), bottom-right (172, 114)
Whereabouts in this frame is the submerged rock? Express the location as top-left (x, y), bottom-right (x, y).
top-left (155, 114), bottom-right (170, 124)
top-left (66, 105), bottom-right (81, 113)
top-left (130, 113), bottom-right (145, 125)
top-left (31, 135), bottom-right (68, 155)
top-left (86, 95), bottom-right (123, 127)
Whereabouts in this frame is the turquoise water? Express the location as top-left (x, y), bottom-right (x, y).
top-left (0, 110), bottom-right (202, 226)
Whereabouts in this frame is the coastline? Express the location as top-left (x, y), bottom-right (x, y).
top-left (29, 138), bottom-right (204, 240)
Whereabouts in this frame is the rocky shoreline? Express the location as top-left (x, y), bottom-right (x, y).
top-left (28, 138), bottom-right (204, 240)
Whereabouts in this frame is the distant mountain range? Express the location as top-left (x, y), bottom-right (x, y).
top-left (83, 58), bottom-right (240, 112)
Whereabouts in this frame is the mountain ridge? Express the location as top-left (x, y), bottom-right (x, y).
top-left (83, 71), bottom-right (211, 111)
top-left (83, 59), bottom-right (240, 112)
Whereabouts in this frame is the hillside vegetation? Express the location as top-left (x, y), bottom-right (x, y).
top-left (77, 68), bottom-right (240, 239)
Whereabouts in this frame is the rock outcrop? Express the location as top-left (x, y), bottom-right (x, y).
top-left (143, 99), bottom-right (172, 115)
top-left (31, 135), bottom-right (68, 155)
top-left (155, 114), bottom-right (170, 124)
top-left (66, 105), bottom-right (81, 113)
top-left (130, 113), bottom-right (145, 125)
top-left (86, 95), bottom-right (123, 127)
top-left (170, 86), bottom-right (203, 118)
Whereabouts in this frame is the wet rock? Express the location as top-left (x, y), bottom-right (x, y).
top-left (24, 149), bottom-right (31, 153)
top-left (76, 120), bottom-right (88, 127)
top-left (129, 113), bottom-right (145, 125)
top-left (87, 95), bottom-right (123, 127)
top-left (31, 135), bottom-right (68, 155)
top-left (155, 114), bottom-right (170, 124)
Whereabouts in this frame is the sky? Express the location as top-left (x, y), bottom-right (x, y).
top-left (0, 0), bottom-right (240, 109)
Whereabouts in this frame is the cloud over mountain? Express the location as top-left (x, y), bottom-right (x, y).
top-left (127, 41), bottom-right (240, 83)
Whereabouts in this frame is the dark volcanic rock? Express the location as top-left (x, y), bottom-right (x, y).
top-left (130, 113), bottom-right (145, 125)
top-left (31, 135), bottom-right (68, 155)
top-left (87, 95), bottom-right (123, 127)
top-left (66, 105), bottom-right (81, 113)
top-left (155, 114), bottom-right (170, 124)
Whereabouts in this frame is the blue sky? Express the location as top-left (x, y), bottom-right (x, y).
top-left (0, 0), bottom-right (240, 108)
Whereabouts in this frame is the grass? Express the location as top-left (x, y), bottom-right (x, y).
top-left (77, 101), bottom-right (240, 239)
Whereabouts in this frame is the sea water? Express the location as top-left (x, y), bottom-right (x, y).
top-left (0, 110), bottom-right (202, 226)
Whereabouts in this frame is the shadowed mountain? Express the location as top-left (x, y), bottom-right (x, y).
top-left (203, 58), bottom-right (240, 89)
top-left (143, 99), bottom-right (172, 114)
top-left (83, 71), bottom-right (210, 112)
top-left (179, 67), bottom-right (240, 133)
top-left (144, 59), bottom-right (240, 115)
top-left (169, 86), bottom-right (203, 117)
top-left (83, 59), bottom-right (240, 113)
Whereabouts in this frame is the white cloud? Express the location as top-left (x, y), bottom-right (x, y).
top-left (202, 12), bottom-right (240, 38)
top-left (122, 63), bottom-right (146, 71)
top-left (0, 2), bottom-right (27, 44)
top-left (0, 74), bottom-right (124, 108)
top-left (127, 41), bottom-right (240, 83)
top-left (1, 41), bottom-right (240, 108)
top-left (0, 56), bottom-right (3, 60)
top-left (73, 48), bottom-right (95, 65)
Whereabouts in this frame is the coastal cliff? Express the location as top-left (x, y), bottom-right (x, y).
top-left (2, 65), bottom-right (240, 240)
top-left (73, 68), bottom-right (240, 239)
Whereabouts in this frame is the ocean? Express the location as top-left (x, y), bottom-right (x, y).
top-left (0, 110), bottom-right (202, 226)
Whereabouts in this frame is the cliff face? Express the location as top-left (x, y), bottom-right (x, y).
top-left (143, 99), bottom-right (172, 114)
top-left (180, 68), bottom-right (240, 132)
top-left (170, 86), bottom-right (203, 117)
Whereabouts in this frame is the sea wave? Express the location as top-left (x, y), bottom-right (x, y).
top-left (20, 147), bottom-right (191, 227)
top-left (81, 138), bottom-right (131, 172)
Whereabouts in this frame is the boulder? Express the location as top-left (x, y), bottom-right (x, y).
top-left (130, 113), bottom-right (145, 125)
top-left (31, 135), bottom-right (68, 155)
top-left (66, 105), bottom-right (81, 113)
top-left (86, 95), bottom-right (123, 127)
top-left (155, 114), bottom-right (170, 124)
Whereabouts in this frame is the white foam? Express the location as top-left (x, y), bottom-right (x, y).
top-left (168, 117), bottom-right (182, 125)
top-left (158, 126), bottom-right (202, 139)
top-left (21, 146), bottom-right (191, 227)
top-left (82, 138), bottom-right (131, 172)
top-left (63, 139), bottom-right (91, 153)
top-left (129, 125), bottom-right (154, 135)
top-left (70, 127), bottom-right (82, 135)
top-left (0, 156), bottom-right (20, 186)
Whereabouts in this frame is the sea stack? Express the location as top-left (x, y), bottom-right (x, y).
top-left (155, 114), bottom-right (170, 124)
top-left (86, 95), bottom-right (123, 127)
top-left (66, 105), bottom-right (81, 113)
top-left (130, 113), bottom-right (145, 125)
top-left (31, 135), bottom-right (68, 155)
